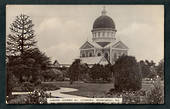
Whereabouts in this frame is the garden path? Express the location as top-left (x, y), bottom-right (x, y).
top-left (46, 87), bottom-right (88, 98)
top-left (12, 87), bottom-right (87, 98)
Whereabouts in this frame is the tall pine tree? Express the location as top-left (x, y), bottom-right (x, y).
top-left (7, 14), bottom-right (37, 56)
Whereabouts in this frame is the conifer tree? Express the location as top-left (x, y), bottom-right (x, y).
top-left (7, 14), bottom-right (37, 56)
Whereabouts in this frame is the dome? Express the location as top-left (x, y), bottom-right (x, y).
top-left (93, 15), bottom-right (116, 29)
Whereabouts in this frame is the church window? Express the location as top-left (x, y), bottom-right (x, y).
top-left (86, 52), bottom-right (88, 57)
top-left (98, 32), bottom-right (100, 37)
top-left (102, 32), bottom-right (105, 36)
top-left (104, 52), bottom-right (109, 60)
top-left (97, 53), bottom-right (101, 56)
top-left (82, 53), bottom-right (85, 57)
top-left (89, 52), bottom-right (92, 57)
top-left (94, 33), bottom-right (96, 37)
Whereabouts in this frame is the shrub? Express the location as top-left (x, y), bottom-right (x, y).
top-left (113, 55), bottom-right (142, 91)
top-left (89, 64), bottom-right (103, 81)
top-left (34, 78), bottom-right (42, 86)
top-left (8, 89), bottom-right (51, 104)
top-left (7, 95), bottom-right (28, 104)
top-left (21, 82), bottom-right (34, 92)
top-left (106, 89), bottom-right (147, 104)
top-left (146, 78), bottom-right (164, 104)
top-left (122, 91), bottom-right (141, 104)
top-left (26, 89), bottom-right (51, 104)
top-left (6, 70), bottom-right (19, 96)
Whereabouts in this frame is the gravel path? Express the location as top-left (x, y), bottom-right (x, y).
top-left (46, 87), bottom-right (87, 98)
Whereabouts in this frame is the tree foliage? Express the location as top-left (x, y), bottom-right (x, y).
top-left (113, 55), bottom-right (142, 91)
top-left (139, 60), bottom-right (157, 78)
top-left (22, 48), bottom-right (51, 70)
top-left (139, 60), bottom-right (150, 78)
top-left (68, 59), bottom-right (82, 84)
top-left (7, 48), bottom-right (51, 83)
top-left (6, 14), bottom-right (52, 97)
top-left (156, 59), bottom-right (164, 79)
top-left (89, 64), bottom-right (103, 81)
top-left (147, 77), bottom-right (164, 104)
top-left (89, 64), bottom-right (112, 82)
top-left (102, 64), bottom-right (112, 81)
top-left (7, 14), bottom-right (37, 56)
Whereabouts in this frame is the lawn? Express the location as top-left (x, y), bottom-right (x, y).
top-left (42, 80), bottom-right (164, 98)
top-left (42, 81), bottom-right (114, 97)
top-left (9, 80), bottom-right (164, 104)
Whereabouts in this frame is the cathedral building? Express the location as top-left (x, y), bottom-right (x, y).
top-left (80, 7), bottom-right (128, 66)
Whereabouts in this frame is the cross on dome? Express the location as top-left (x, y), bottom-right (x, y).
top-left (101, 6), bottom-right (107, 16)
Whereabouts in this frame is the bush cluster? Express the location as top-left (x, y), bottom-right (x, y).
top-left (8, 89), bottom-right (51, 104)
top-left (146, 78), bottom-right (164, 104)
top-left (106, 89), bottom-right (146, 104)
top-left (114, 55), bottom-right (142, 91)
top-left (26, 89), bottom-right (51, 104)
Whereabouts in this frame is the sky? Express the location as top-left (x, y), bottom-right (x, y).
top-left (6, 5), bottom-right (164, 64)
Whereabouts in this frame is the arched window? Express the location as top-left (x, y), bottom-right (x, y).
top-left (104, 52), bottom-right (109, 60)
top-left (102, 32), bottom-right (105, 36)
top-left (82, 53), bottom-right (85, 57)
top-left (98, 32), bottom-right (100, 37)
top-left (89, 52), bottom-right (92, 57)
top-left (94, 33), bottom-right (96, 38)
top-left (97, 53), bottom-right (101, 56)
top-left (85, 52), bottom-right (88, 57)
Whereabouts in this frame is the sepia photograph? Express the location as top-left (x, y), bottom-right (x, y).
top-left (6, 5), bottom-right (164, 104)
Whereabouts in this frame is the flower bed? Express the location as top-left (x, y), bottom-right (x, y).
top-left (106, 89), bottom-right (147, 104)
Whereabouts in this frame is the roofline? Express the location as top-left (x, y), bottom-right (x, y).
top-left (79, 41), bottom-right (94, 49)
top-left (111, 48), bottom-right (128, 50)
top-left (91, 28), bottom-right (117, 32)
top-left (80, 48), bottom-right (95, 50)
top-left (111, 40), bottom-right (129, 49)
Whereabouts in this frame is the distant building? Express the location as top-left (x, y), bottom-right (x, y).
top-left (80, 7), bottom-right (128, 65)
top-left (50, 60), bottom-right (70, 68)
top-left (53, 60), bottom-right (60, 67)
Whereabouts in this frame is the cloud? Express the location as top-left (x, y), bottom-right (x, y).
top-left (35, 17), bottom-right (86, 63)
top-left (118, 22), bottom-right (164, 63)
top-left (6, 5), bottom-right (164, 64)
top-left (43, 43), bottom-right (79, 64)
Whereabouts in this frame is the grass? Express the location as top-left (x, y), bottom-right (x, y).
top-left (43, 81), bottom-right (114, 97)
top-left (12, 80), bottom-right (164, 98)
top-left (42, 80), bottom-right (164, 98)
top-left (9, 80), bottom-right (164, 104)
top-left (12, 82), bottom-right (60, 92)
